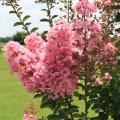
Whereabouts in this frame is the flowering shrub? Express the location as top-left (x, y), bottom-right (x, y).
top-left (23, 101), bottom-right (39, 120)
top-left (4, 0), bottom-right (119, 119)
top-left (6, 24), bottom-right (79, 99)
top-left (23, 114), bottom-right (38, 120)
top-left (74, 0), bottom-right (97, 16)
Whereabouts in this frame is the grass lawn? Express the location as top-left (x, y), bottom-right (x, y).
top-left (0, 47), bottom-right (33, 120)
top-left (0, 42), bottom-right (99, 120)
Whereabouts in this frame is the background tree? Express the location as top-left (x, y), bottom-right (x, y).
top-left (12, 31), bottom-right (26, 45)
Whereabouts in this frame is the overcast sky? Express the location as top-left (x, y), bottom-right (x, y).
top-left (0, 0), bottom-right (64, 37)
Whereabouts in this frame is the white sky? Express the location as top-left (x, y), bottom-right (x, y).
top-left (0, 0), bottom-right (63, 37)
top-left (0, 0), bottom-right (100, 37)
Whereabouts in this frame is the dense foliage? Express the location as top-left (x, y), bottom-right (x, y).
top-left (12, 31), bottom-right (27, 45)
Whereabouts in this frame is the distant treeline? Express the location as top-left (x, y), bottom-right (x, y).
top-left (0, 36), bottom-right (11, 43)
top-left (0, 31), bottom-right (27, 44)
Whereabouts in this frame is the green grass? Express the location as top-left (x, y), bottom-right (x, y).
top-left (0, 42), bottom-right (4, 48)
top-left (0, 51), bottom-right (33, 120)
top-left (0, 42), bottom-right (34, 119)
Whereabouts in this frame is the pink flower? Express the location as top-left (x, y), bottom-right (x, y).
top-left (71, 19), bottom-right (102, 53)
top-left (24, 33), bottom-right (43, 52)
top-left (104, 43), bottom-right (117, 55)
top-left (95, 0), bottom-right (112, 8)
top-left (99, 42), bottom-right (117, 65)
top-left (104, 72), bottom-right (112, 81)
top-left (41, 20), bottom-right (78, 99)
top-left (102, 0), bottom-right (112, 7)
top-left (74, 0), bottom-right (97, 16)
top-left (23, 114), bottom-right (38, 120)
top-left (89, 22), bottom-right (101, 32)
top-left (5, 41), bottom-right (24, 72)
top-left (95, 78), bottom-right (103, 85)
top-left (102, 42), bottom-right (117, 56)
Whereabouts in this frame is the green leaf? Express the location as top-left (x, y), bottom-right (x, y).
top-left (40, 96), bottom-right (56, 109)
top-left (17, 7), bottom-right (22, 12)
top-left (74, 113), bottom-right (83, 119)
top-left (40, 100), bottom-right (55, 109)
top-left (6, 3), bottom-right (11, 6)
top-left (40, 18), bottom-right (50, 22)
top-left (47, 114), bottom-right (62, 120)
top-left (25, 22), bottom-right (31, 26)
top-left (41, 95), bottom-right (48, 104)
top-left (18, 12), bottom-right (23, 16)
top-left (50, 5), bottom-right (54, 9)
top-left (90, 117), bottom-right (99, 120)
top-left (23, 15), bottom-right (31, 22)
top-left (68, 105), bottom-right (79, 113)
top-left (14, 22), bottom-right (23, 26)
top-left (115, 12), bottom-right (120, 22)
top-left (112, 5), bottom-right (120, 9)
top-left (78, 83), bottom-right (85, 89)
top-left (31, 27), bottom-right (39, 33)
top-left (41, 9), bottom-right (48, 12)
top-left (51, 15), bottom-right (58, 19)
top-left (70, 14), bottom-right (74, 20)
top-left (42, 31), bottom-right (48, 35)
top-left (9, 11), bottom-right (16, 14)
top-left (34, 93), bottom-right (42, 99)
top-left (60, 105), bottom-right (79, 115)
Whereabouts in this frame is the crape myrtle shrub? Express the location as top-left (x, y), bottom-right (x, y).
top-left (2, 0), bottom-right (120, 119)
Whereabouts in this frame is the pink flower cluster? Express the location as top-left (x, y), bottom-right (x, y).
top-left (6, 21), bottom-right (78, 99)
top-left (95, 77), bottom-right (104, 85)
top-left (74, 0), bottom-right (97, 16)
top-left (102, 0), bottom-right (112, 7)
top-left (72, 19), bottom-right (102, 63)
top-left (95, 72), bottom-right (112, 85)
top-left (23, 114), bottom-right (38, 120)
top-left (73, 0), bottom-right (117, 85)
top-left (99, 42), bottom-right (117, 65)
top-left (5, 37), bottom-right (45, 92)
top-left (5, 41), bottom-right (23, 72)
top-left (42, 20), bottom-right (78, 99)
top-left (95, 0), bottom-right (112, 8)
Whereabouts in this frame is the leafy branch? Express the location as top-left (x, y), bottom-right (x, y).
top-left (59, 0), bottom-right (74, 22)
top-left (5, 0), bottom-right (39, 34)
top-left (40, 1), bottom-right (58, 27)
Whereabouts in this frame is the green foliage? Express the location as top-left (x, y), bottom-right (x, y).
top-left (112, 0), bottom-right (120, 2)
top-left (110, 53), bottom-right (120, 120)
top-left (112, 0), bottom-right (120, 22)
top-left (5, 0), bottom-right (38, 34)
top-left (90, 86), bottom-right (112, 120)
top-left (34, 94), bottom-right (80, 120)
top-left (40, 2), bottom-right (58, 27)
top-left (59, 0), bottom-right (74, 22)
top-left (115, 12), bottom-right (120, 22)
top-left (89, 48), bottom-right (120, 120)
top-left (0, 37), bottom-right (11, 43)
top-left (12, 31), bottom-right (26, 45)
top-left (39, 1), bottom-right (59, 40)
